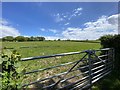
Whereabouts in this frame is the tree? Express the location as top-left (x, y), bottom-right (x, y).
top-left (66, 39), bottom-right (70, 41)
top-left (24, 37), bottom-right (29, 41)
top-left (2, 36), bottom-right (14, 41)
top-left (36, 37), bottom-right (45, 41)
top-left (2, 36), bottom-right (45, 42)
top-left (58, 39), bottom-right (61, 41)
top-left (15, 36), bottom-right (25, 42)
top-left (29, 36), bottom-right (35, 41)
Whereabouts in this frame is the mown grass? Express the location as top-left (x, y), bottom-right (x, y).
top-left (2, 41), bottom-right (100, 88)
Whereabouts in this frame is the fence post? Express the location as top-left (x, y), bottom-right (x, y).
top-left (108, 48), bottom-right (114, 70)
top-left (86, 50), bottom-right (93, 90)
top-left (112, 48), bottom-right (115, 69)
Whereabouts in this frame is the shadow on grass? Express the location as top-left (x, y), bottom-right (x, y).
top-left (92, 71), bottom-right (120, 90)
top-left (22, 63), bottom-right (90, 90)
top-left (22, 77), bottom-right (77, 90)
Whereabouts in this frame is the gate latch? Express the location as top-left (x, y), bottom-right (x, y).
top-left (85, 50), bottom-right (95, 55)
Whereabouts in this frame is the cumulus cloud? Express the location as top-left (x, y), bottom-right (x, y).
top-left (0, 19), bottom-right (20, 38)
top-left (62, 14), bottom-right (118, 40)
top-left (107, 14), bottom-right (118, 25)
top-left (62, 27), bottom-right (83, 40)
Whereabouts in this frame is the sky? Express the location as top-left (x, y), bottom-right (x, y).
top-left (1, 2), bottom-right (119, 40)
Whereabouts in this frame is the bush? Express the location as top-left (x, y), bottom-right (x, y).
top-left (100, 34), bottom-right (120, 72)
top-left (94, 34), bottom-right (120, 89)
top-left (0, 49), bottom-right (25, 90)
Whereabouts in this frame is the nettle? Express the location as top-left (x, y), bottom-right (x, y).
top-left (0, 49), bottom-right (25, 90)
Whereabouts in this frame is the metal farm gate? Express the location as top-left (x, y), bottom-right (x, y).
top-left (21, 48), bottom-right (114, 90)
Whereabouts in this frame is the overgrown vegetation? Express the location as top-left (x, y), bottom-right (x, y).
top-left (93, 34), bottom-right (120, 90)
top-left (0, 49), bottom-right (25, 90)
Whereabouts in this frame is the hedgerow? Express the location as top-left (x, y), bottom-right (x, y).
top-left (93, 34), bottom-right (120, 90)
top-left (100, 34), bottom-right (120, 72)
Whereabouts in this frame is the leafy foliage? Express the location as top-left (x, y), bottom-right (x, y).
top-left (100, 34), bottom-right (120, 71)
top-left (0, 49), bottom-right (25, 90)
top-left (94, 34), bottom-right (120, 90)
top-left (2, 36), bottom-right (45, 42)
top-left (2, 36), bottom-right (14, 42)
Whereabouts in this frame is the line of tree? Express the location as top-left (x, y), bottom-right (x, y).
top-left (1, 36), bottom-right (45, 42)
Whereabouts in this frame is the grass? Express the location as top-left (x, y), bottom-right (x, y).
top-left (2, 41), bottom-right (100, 72)
top-left (1, 41), bottom-right (120, 89)
top-left (92, 71), bottom-right (120, 90)
top-left (2, 41), bottom-right (101, 88)
top-left (2, 41), bottom-right (100, 58)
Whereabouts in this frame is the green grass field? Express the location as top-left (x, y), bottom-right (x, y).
top-left (2, 41), bottom-right (100, 58)
top-left (2, 41), bottom-right (101, 88)
top-left (2, 41), bottom-right (100, 73)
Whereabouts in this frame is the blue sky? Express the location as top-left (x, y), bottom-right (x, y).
top-left (1, 2), bottom-right (119, 40)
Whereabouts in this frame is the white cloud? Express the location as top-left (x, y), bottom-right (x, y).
top-left (0, 19), bottom-right (20, 38)
top-left (54, 13), bottom-right (64, 23)
top-left (49, 29), bottom-right (57, 33)
top-left (64, 22), bottom-right (70, 26)
top-left (74, 8), bottom-right (82, 14)
top-left (53, 7), bottom-right (83, 23)
top-left (107, 14), bottom-right (118, 25)
top-left (62, 14), bottom-right (118, 40)
top-left (1, 26), bottom-right (20, 38)
top-left (62, 27), bottom-right (83, 40)
top-left (63, 15), bottom-right (67, 18)
top-left (68, 7), bottom-right (83, 20)
top-left (0, 18), bottom-right (9, 25)
top-left (40, 28), bottom-right (45, 31)
top-left (45, 36), bottom-right (60, 40)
